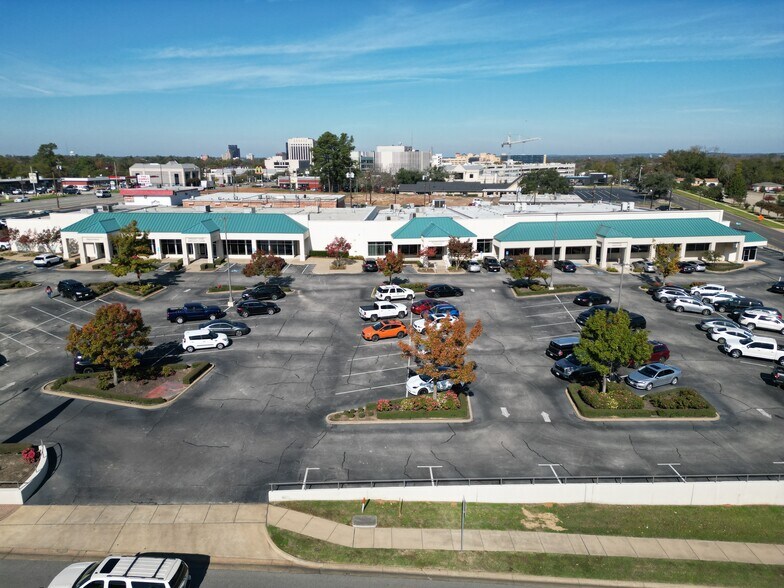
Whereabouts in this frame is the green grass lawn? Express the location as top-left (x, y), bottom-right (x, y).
top-left (269, 527), bottom-right (784, 587)
top-left (675, 189), bottom-right (784, 229)
top-left (278, 501), bottom-right (784, 544)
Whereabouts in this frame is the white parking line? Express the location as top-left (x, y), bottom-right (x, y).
top-left (335, 382), bottom-right (404, 395)
top-left (347, 353), bottom-right (402, 361)
top-left (756, 408), bottom-right (772, 419)
top-left (52, 297), bottom-right (97, 316)
top-left (183, 288), bottom-right (191, 293)
top-left (533, 321), bottom-right (575, 328)
top-left (521, 311), bottom-right (568, 318)
top-left (0, 382), bottom-right (15, 391)
top-left (340, 366), bottom-right (407, 377)
top-left (30, 306), bottom-right (79, 325)
top-left (0, 331), bottom-right (38, 352)
top-left (555, 295), bottom-right (578, 322)
top-left (518, 301), bottom-right (565, 308)
top-left (740, 360), bottom-right (770, 368)
top-left (535, 333), bottom-right (578, 340)
top-left (354, 339), bottom-right (406, 347)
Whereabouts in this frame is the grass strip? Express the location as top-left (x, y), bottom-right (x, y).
top-left (675, 189), bottom-right (784, 229)
top-left (0, 443), bottom-right (35, 455)
top-left (207, 285), bottom-right (246, 292)
top-left (513, 284), bottom-right (583, 297)
top-left (58, 383), bottom-right (166, 405)
top-left (277, 501), bottom-right (784, 544)
top-left (269, 527), bottom-right (784, 587)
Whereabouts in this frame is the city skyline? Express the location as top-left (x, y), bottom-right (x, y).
top-left (0, 0), bottom-right (782, 157)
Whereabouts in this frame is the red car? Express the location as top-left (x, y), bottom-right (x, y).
top-left (628, 341), bottom-right (670, 367)
top-left (411, 298), bottom-right (445, 316)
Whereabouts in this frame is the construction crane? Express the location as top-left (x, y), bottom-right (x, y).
top-left (502, 134), bottom-right (541, 148)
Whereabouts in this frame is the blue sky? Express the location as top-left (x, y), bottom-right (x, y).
top-left (0, 0), bottom-right (782, 157)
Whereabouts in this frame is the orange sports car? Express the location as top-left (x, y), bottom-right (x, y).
top-left (362, 319), bottom-right (408, 342)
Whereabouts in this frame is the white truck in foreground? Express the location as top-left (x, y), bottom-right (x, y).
top-left (358, 301), bottom-right (408, 321)
top-left (721, 336), bottom-right (784, 365)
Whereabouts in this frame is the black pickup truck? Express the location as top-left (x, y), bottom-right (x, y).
top-left (166, 302), bottom-right (224, 324)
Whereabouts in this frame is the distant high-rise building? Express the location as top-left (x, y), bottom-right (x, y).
top-left (227, 145), bottom-right (240, 159)
top-left (246, 153), bottom-right (254, 161)
top-left (374, 145), bottom-right (432, 173)
top-left (286, 137), bottom-right (314, 163)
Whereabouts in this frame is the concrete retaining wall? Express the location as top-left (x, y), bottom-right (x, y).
top-left (0, 444), bottom-right (49, 505)
top-left (270, 480), bottom-right (784, 506)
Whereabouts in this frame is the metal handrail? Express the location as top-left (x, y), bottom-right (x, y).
top-left (269, 472), bottom-right (784, 492)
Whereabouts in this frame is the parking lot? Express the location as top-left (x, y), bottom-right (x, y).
top-left (1, 251), bottom-right (783, 504)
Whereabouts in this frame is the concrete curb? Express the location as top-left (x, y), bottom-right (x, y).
top-left (111, 284), bottom-right (168, 300)
top-left (326, 396), bottom-right (473, 426)
top-left (40, 363), bottom-right (215, 411)
top-left (563, 387), bottom-right (720, 423)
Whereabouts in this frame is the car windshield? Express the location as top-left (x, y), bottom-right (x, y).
top-left (75, 562), bottom-right (100, 587)
top-left (739, 338), bottom-right (753, 345)
top-left (638, 366), bottom-right (658, 377)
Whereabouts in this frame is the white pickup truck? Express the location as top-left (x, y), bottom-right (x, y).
top-left (721, 336), bottom-right (784, 365)
top-left (358, 301), bottom-right (408, 321)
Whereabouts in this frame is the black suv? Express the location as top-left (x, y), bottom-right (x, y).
top-left (573, 291), bottom-right (611, 307)
top-left (62, 186), bottom-right (79, 194)
top-left (554, 260), bottom-right (577, 272)
top-left (482, 257), bottom-right (501, 272)
top-left (362, 259), bottom-right (378, 272)
top-left (73, 354), bottom-right (108, 374)
top-left (575, 305), bottom-right (647, 329)
top-left (714, 297), bottom-right (762, 314)
top-left (770, 281), bottom-right (784, 294)
top-left (424, 284), bottom-right (464, 298)
top-left (241, 284), bottom-right (285, 301)
top-left (551, 354), bottom-right (601, 384)
top-left (235, 299), bottom-right (280, 317)
top-left (57, 279), bottom-right (95, 300)
top-left (546, 336), bottom-right (580, 359)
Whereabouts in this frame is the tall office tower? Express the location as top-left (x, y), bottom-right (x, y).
top-left (286, 138), bottom-right (314, 163)
top-left (227, 145), bottom-right (241, 159)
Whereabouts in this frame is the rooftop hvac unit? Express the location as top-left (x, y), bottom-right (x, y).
top-left (433, 199), bottom-right (446, 208)
top-left (621, 201), bottom-right (634, 211)
top-left (98, 204), bottom-right (113, 212)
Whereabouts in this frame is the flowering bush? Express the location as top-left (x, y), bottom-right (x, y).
top-left (578, 384), bottom-right (643, 410)
top-left (439, 391), bottom-right (461, 410)
top-left (21, 447), bottom-right (38, 464)
top-left (376, 399), bottom-right (392, 412)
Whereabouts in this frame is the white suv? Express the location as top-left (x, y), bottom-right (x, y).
top-left (375, 284), bottom-right (415, 301)
top-left (33, 253), bottom-right (62, 267)
top-left (700, 291), bottom-right (737, 305)
top-left (738, 312), bottom-right (784, 334)
top-left (47, 555), bottom-right (189, 588)
top-left (182, 328), bottom-right (230, 352)
top-left (690, 284), bottom-right (725, 298)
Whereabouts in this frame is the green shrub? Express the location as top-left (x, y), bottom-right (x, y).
top-left (62, 260), bottom-right (78, 269)
top-left (170, 259), bottom-right (183, 271)
top-left (606, 267), bottom-right (619, 273)
top-left (200, 262), bottom-right (214, 270)
top-left (578, 383), bottom-right (644, 410)
top-left (161, 365), bottom-right (176, 377)
top-left (707, 262), bottom-right (744, 272)
top-left (117, 282), bottom-right (163, 297)
top-left (0, 280), bottom-right (37, 289)
top-left (646, 388), bottom-right (711, 410)
top-left (97, 373), bottom-right (113, 390)
top-left (308, 250), bottom-right (329, 257)
top-left (94, 263), bottom-right (111, 270)
top-left (530, 283), bottom-right (545, 291)
top-left (183, 362), bottom-right (210, 384)
top-left (87, 281), bottom-right (117, 295)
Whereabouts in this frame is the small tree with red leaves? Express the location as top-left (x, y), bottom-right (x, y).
top-left (326, 236), bottom-right (352, 268)
top-left (242, 250), bottom-right (286, 280)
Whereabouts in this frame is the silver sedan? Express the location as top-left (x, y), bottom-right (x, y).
top-left (625, 363), bottom-right (682, 391)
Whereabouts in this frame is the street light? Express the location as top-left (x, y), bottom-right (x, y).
top-left (346, 171), bottom-right (355, 207)
top-left (617, 257), bottom-right (625, 310)
top-left (222, 216), bottom-right (234, 307)
top-left (548, 211), bottom-right (560, 291)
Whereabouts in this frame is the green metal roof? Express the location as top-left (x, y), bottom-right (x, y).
top-left (740, 231), bottom-right (766, 244)
top-left (61, 212), bottom-right (307, 235)
top-left (494, 218), bottom-right (749, 243)
top-left (391, 217), bottom-right (476, 240)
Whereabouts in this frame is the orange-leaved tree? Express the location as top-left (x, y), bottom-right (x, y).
top-left (376, 250), bottom-right (405, 284)
top-left (66, 303), bottom-right (151, 386)
top-left (399, 315), bottom-right (482, 399)
top-left (242, 250), bottom-right (286, 280)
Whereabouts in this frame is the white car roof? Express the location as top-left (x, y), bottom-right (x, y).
top-left (184, 328), bottom-right (211, 336)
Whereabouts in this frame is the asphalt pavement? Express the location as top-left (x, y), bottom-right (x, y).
top-left (1, 254), bottom-right (783, 504)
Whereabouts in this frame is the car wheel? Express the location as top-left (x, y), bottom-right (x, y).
top-left (240, 311), bottom-right (249, 318)
top-left (418, 388), bottom-right (428, 396)
top-left (83, 367), bottom-right (94, 374)
top-left (747, 323), bottom-right (756, 330)
top-left (671, 377), bottom-right (679, 385)
top-left (777, 357), bottom-right (784, 366)
top-left (397, 331), bottom-right (405, 338)
top-left (398, 311), bottom-right (406, 318)
top-left (371, 334), bottom-right (379, 342)
top-left (407, 294), bottom-right (413, 300)
top-left (780, 328), bottom-right (784, 335)
top-left (186, 346), bottom-right (195, 353)
top-left (718, 337), bottom-right (726, 345)
top-left (271, 294), bottom-right (279, 301)
top-left (675, 306), bottom-right (684, 313)
top-left (267, 308), bottom-right (274, 315)
top-left (385, 296), bottom-right (392, 301)
top-left (718, 306), bottom-right (727, 312)
top-left (370, 315), bottom-right (378, 321)
top-left (234, 330), bottom-right (244, 337)
top-left (208, 313), bottom-right (217, 320)
top-left (730, 349), bottom-right (741, 358)
top-left (645, 383), bottom-right (653, 391)
top-left (176, 317), bottom-right (185, 324)
top-left (216, 343), bottom-right (225, 350)
top-left (702, 309), bottom-right (711, 315)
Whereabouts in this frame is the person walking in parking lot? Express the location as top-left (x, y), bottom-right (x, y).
top-left (45, 285), bottom-right (52, 298)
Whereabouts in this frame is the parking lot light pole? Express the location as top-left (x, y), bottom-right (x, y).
top-left (548, 212), bottom-right (559, 290)
top-left (618, 257), bottom-right (625, 310)
top-left (223, 216), bottom-right (234, 307)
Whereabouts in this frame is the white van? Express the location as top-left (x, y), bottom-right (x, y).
top-left (181, 328), bottom-right (230, 352)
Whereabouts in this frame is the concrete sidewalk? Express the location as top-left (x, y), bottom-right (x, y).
top-left (0, 504), bottom-right (288, 567)
top-left (268, 505), bottom-right (784, 565)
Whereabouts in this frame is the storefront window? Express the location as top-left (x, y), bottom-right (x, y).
top-left (476, 239), bottom-right (493, 253)
top-left (368, 242), bottom-right (393, 257)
